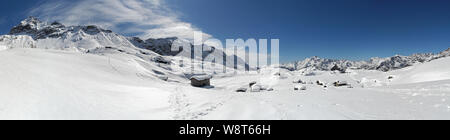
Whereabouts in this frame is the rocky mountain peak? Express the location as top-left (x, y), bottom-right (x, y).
top-left (9, 16), bottom-right (45, 35)
top-left (8, 17), bottom-right (116, 40)
top-left (20, 16), bottom-right (42, 27)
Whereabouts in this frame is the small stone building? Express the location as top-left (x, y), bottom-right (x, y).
top-left (334, 81), bottom-right (348, 87)
top-left (190, 75), bottom-right (212, 87)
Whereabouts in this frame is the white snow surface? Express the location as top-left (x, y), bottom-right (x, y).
top-left (1, 48), bottom-right (450, 120)
top-left (0, 45), bottom-right (7, 51)
top-left (1, 17), bottom-right (449, 120)
top-left (389, 58), bottom-right (450, 84)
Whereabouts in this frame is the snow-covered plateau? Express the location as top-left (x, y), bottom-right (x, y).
top-left (1, 17), bottom-right (450, 120)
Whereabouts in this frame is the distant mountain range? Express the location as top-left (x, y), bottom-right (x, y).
top-left (281, 48), bottom-right (450, 72)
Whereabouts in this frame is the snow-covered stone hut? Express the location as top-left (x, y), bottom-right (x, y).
top-left (190, 75), bottom-right (212, 87)
top-left (334, 81), bottom-right (348, 87)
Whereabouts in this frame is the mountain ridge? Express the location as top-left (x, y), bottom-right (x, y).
top-left (1, 17), bottom-right (247, 70)
top-left (282, 48), bottom-right (450, 72)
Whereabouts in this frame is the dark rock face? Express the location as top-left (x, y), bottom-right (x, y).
top-left (153, 56), bottom-right (171, 64)
top-left (128, 37), bottom-right (180, 56)
top-left (10, 24), bottom-right (36, 35)
top-left (128, 36), bottom-right (249, 70)
top-left (331, 64), bottom-right (343, 72)
top-left (9, 17), bottom-right (41, 36)
top-left (36, 26), bottom-right (62, 39)
top-left (82, 25), bottom-right (112, 35)
top-left (249, 81), bottom-right (257, 88)
top-left (376, 56), bottom-right (412, 72)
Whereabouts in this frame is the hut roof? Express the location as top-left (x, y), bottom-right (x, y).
top-left (190, 75), bottom-right (212, 81)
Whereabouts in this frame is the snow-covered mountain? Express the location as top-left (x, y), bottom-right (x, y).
top-left (128, 36), bottom-right (246, 69)
top-left (3, 17), bottom-right (143, 53)
top-left (282, 48), bottom-right (450, 72)
top-left (1, 17), bottom-right (245, 70)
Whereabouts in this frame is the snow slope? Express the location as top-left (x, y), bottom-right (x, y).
top-left (0, 45), bottom-right (7, 51)
top-left (0, 48), bottom-right (173, 119)
top-left (389, 57), bottom-right (450, 84)
top-left (1, 48), bottom-right (450, 120)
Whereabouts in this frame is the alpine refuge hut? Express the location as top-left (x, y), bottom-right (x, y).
top-left (190, 75), bottom-right (212, 87)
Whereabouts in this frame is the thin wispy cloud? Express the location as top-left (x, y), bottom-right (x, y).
top-left (29, 0), bottom-right (212, 40)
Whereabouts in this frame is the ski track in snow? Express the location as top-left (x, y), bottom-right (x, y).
top-left (169, 86), bottom-right (228, 120)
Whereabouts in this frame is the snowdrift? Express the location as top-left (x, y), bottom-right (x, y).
top-left (390, 57), bottom-right (450, 84)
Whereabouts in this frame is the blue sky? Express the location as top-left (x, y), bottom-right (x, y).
top-left (0, 0), bottom-right (44, 33)
top-left (1, 0), bottom-right (450, 62)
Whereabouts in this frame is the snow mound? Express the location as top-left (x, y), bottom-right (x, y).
top-left (0, 45), bottom-right (7, 51)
